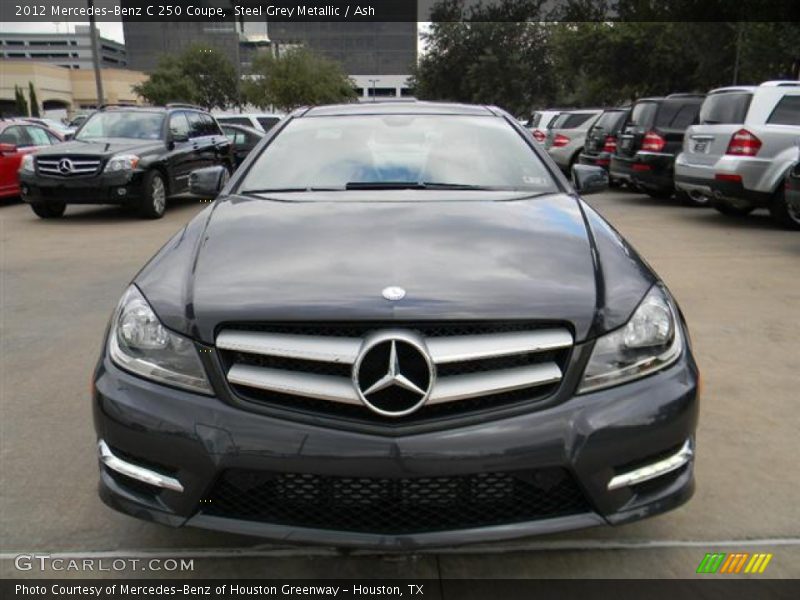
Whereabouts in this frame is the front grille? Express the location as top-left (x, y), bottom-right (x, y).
top-left (216, 321), bottom-right (573, 424)
top-left (203, 468), bottom-right (589, 534)
top-left (37, 155), bottom-right (102, 177)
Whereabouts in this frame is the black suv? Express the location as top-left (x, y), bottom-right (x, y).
top-left (578, 107), bottom-right (631, 180)
top-left (19, 105), bottom-right (233, 219)
top-left (610, 94), bottom-right (705, 204)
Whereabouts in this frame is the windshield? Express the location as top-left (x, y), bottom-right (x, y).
top-left (552, 112), bottom-right (595, 129)
top-left (629, 102), bottom-right (659, 128)
top-left (76, 111), bottom-right (165, 140)
top-left (593, 110), bottom-right (626, 132)
top-left (239, 115), bottom-right (558, 194)
top-left (699, 92), bottom-right (753, 125)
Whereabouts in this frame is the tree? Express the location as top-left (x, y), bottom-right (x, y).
top-left (28, 82), bottom-right (40, 118)
top-left (14, 85), bottom-right (29, 117)
top-left (133, 45), bottom-right (239, 110)
top-left (410, 0), bottom-right (556, 117)
top-left (243, 48), bottom-right (357, 112)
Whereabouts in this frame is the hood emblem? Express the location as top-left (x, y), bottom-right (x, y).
top-left (352, 332), bottom-right (435, 417)
top-left (382, 286), bottom-right (406, 301)
top-left (58, 158), bottom-right (74, 174)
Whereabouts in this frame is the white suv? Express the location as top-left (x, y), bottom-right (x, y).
top-left (674, 81), bottom-right (800, 229)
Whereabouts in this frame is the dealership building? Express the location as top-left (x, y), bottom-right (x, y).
top-left (122, 10), bottom-right (417, 99)
top-left (0, 25), bottom-right (127, 70)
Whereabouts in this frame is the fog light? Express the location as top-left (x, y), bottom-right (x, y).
top-left (116, 187), bottom-right (127, 196)
top-left (607, 439), bottom-right (693, 490)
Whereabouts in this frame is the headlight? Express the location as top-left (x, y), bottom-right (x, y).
top-left (20, 154), bottom-right (34, 173)
top-left (108, 286), bottom-right (212, 395)
top-left (104, 154), bottom-right (139, 173)
top-left (578, 285), bottom-right (683, 393)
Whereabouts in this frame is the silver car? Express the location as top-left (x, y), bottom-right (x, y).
top-left (545, 110), bottom-right (602, 173)
top-left (674, 81), bottom-right (800, 229)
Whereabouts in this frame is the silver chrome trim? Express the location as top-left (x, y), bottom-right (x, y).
top-left (217, 330), bottom-right (361, 364)
top-left (607, 439), bottom-right (693, 491)
top-left (427, 329), bottom-right (572, 364)
top-left (218, 325), bottom-right (572, 414)
top-left (227, 363), bottom-right (361, 405)
top-left (98, 439), bottom-right (184, 493)
top-left (429, 363), bottom-right (562, 404)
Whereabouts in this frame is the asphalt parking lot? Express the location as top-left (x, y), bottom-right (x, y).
top-left (1, 191), bottom-right (799, 579)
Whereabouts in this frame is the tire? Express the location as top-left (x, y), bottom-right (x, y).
top-left (711, 199), bottom-right (754, 217)
top-left (644, 188), bottom-right (674, 200)
top-left (676, 189), bottom-right (711, 207)
top-left (138, 170), bottom-right (167, 219)
top-left (31, 202), bottom-right (66, 219)
top-left (768, 187), bottom-right (800, 230)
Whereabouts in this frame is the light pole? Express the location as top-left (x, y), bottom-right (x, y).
top-left (368, 78), bottom-right (379, 102)
top-left (87, 0), bottom-right (104, 106)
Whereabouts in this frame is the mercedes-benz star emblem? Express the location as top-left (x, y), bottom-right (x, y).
top-left (353, 332), bottom-right (435, 417)
top-left (58, 158), bottom-right (74, 174)
top-left (382, 286), bottom-right (406, 301)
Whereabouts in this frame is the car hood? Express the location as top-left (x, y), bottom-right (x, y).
top-left (136, 192), bottom-right (656, 345)
top-left (35, 138), bottom-right (163, 157)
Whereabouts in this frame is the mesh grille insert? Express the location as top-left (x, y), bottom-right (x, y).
top-left (204, 468), bottom-right (589, 534)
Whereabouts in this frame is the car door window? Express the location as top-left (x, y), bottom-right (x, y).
top-left (169, 112), bottom-right (190, 139)
top-left (187, 112), bottom-right (205, 138)
top-left (767, 96), bottom-right (800, 126)
top-left (203, 114), bottom-right (222, 135)
top-left (256, 117), bottom-right (279, 132)
top-left (0, 125), bottom-right (32, 147)
top-left (25, 126), bottom-right (54, 146)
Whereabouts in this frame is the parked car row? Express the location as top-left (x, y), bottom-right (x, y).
top-left (4, 104), bottom-right (276, 219)
top-left (532, 80), bottom-right (800, 229)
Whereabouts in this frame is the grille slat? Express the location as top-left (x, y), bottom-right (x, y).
top-left (36, 156), bottom-right (102, 177)
top-left (217, 322), bottom-right (573, 423)
top-left (204, 468), bottom-right (589, 534)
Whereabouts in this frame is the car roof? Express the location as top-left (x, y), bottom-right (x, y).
top-left (218, 113), bottom-right (282, 118)
top-left (301, 101), bottom-right (497, 117)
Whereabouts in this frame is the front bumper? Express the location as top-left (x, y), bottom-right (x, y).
top-left (610, 152), bottom-right (675, 193)
top-left (93, 341), bottom-right (699, 549)
top-left (19, 170), bottom-right (146, 205)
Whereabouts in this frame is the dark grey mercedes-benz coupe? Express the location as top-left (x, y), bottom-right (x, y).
top-left (93, 102), bottom-right (699, 549)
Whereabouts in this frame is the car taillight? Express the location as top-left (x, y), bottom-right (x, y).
top-left (726, 129), bottom-right (761, 156)
top-left (553, 134), bottom-right (570, 148)
top-left (641, 131), bottom-right (666, 152)
top-left (532, 129), bottom-right (546, 142)
top-left (602, 135), bottom-right (617, 153)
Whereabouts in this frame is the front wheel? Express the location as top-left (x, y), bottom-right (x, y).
top-left (31, 202), bottom-right (66, 219)
top-left (768, 187), bottom-right (800, 230)
top-left (138, 171), bottom-right (167, 219)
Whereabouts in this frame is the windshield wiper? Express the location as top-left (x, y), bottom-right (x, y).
top-left (240, 187), bottom-right (343, 194)
top-left (345, 181), bottom-right (498, 191)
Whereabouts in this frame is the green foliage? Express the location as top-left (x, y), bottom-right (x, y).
top-left (133, 45), bottom-right (239, 110)
top-left (411, 1), bottom-right (556, 116)
top-left (414, 4), bottom-right (800, 113)
top-left (28, 82), bottom-right (40, 118)
top-left (14, 85), bottom-right (29, 117)
top-left (243, 48), bottom-right (357, 112)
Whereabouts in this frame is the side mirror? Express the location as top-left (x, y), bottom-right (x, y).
top-left (0, 143), bottom-right (18, 155)
top-left (572, 164), bottom-right (608, 195)
top-left (189, 165), bottom-right (229, 198)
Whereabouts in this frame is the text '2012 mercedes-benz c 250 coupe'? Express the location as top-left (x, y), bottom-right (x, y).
top-left (93, 102), bottom-right (699, 549)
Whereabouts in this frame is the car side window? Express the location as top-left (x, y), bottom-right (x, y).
top-left (169, 112), bottom-right (190, 139)
top-left (187, 111), bottom-right (205, 138)
top-left (767, 95), bottom-right (800, 126)
top-left (45, 130), bottom-right (61, 144)
top-left (256, 117), bottom-right (279, 132)
top-left (0, 125), bottom-right (32, 147)
top-left (25, 126), bottom-right (54, 146)
top-left (203, 114), bottom-right (222, 136)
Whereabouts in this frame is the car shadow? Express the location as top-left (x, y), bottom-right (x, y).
top-left (36, 196), bottom-right (204, 224)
